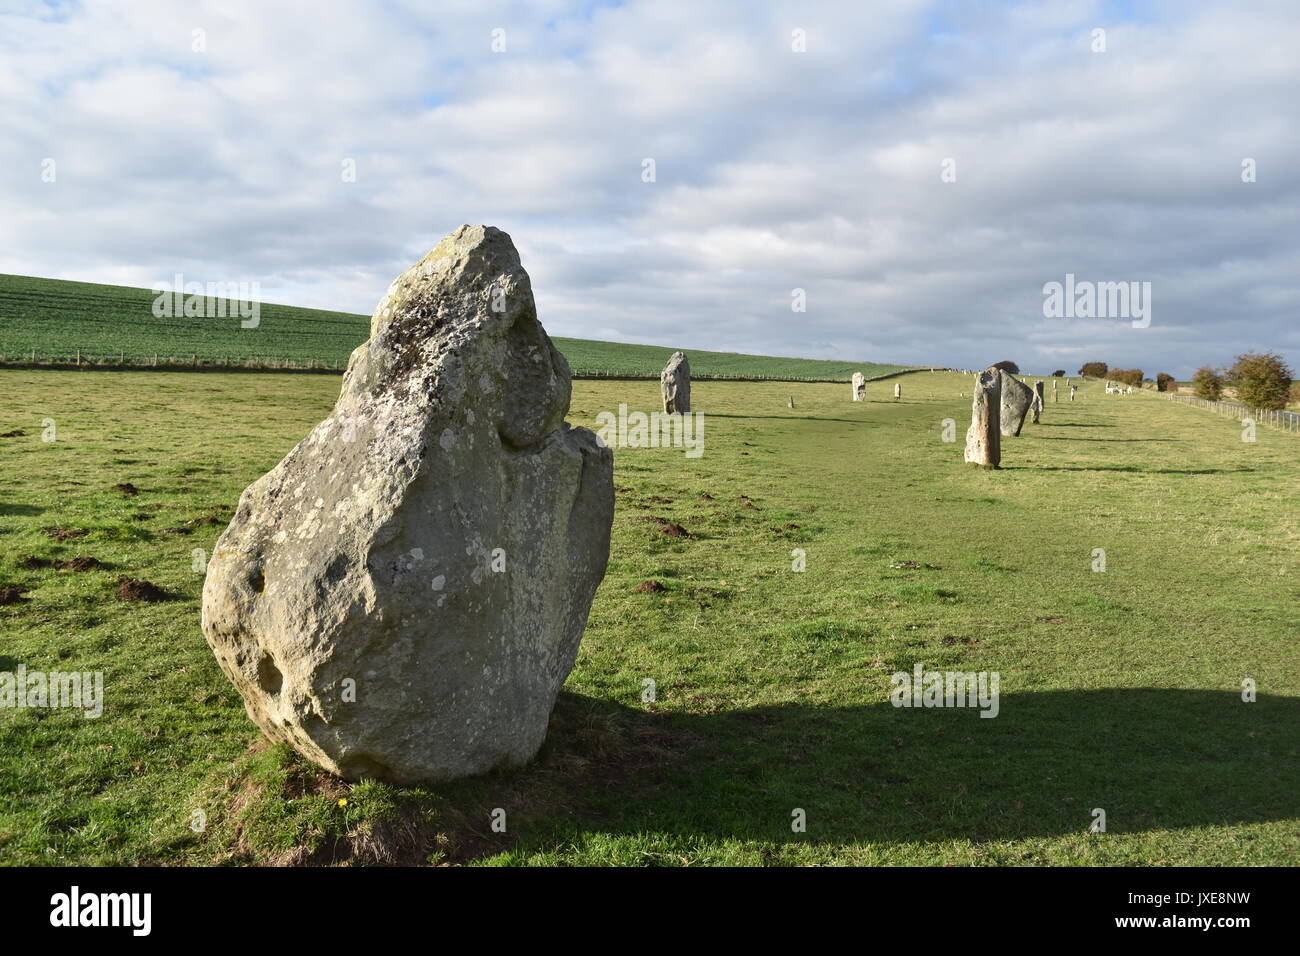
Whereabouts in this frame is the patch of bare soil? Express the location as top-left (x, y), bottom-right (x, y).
top-left (0, 586), bottom-right (27, 605)
top-left (115, 577), bottom-right (167, 602)
top-left (54, 556), bottom-right (101, 571)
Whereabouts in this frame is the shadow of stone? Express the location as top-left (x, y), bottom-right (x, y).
top-left (707, 413), bottom-right (879, 426)
top-left (474, 688), bottom-right (1297, 853)
top-left (1011, 465), bottom-right (1254, 475)
top-left (1030, 437), bottom-right (1184, 443)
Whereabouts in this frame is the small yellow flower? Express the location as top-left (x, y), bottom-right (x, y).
top-left (338, 798), bottom-right (348, 807)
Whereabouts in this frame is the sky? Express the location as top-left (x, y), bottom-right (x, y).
top-left (1, 0), bottom-right (1297, 378)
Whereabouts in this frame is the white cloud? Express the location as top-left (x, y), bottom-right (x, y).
top-left (0, 0), bottom-right (1297, 376)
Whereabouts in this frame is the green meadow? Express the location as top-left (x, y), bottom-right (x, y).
top-left (0, 368), bottom-right (1296, 865)
top-left (0, 274), bottom-right (907, 380)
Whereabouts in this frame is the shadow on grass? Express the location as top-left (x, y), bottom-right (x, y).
top-left (706, 413), bottom-right (879, 426)
top-left (0, 503), bottom-right (45, 516)
top-left (1008, 465), bottom-right (1254, 475)
top-left (1030, 437), bottom-right (1184, 443)
top-left (471, 688), bottom-right (1298, 856)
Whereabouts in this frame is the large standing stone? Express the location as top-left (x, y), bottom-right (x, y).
top-left (661, 351), bottom-right (691, 413)
top-left (851, 372), bottom-right (866, 401)
top-left (1031, 380), bottom-right (1045, 423)
top-left (893, 382), bottom-right (902, 400)
top-left (200, 225), bottom-right (614, 784)
top-left (964, 369), bottom-right (1001, 468)
top-left (999, 370), bottom-right (1034, 437)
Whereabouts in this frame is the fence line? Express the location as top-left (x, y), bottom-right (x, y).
top-left (1144, 389), bottom-right (1300, 434)
top-left (0, 350), bottom-right (957, 384)
top-left (0, 351), bottom-right (347, 373)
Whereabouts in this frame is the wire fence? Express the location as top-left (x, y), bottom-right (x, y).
top-left (1148, 390), bottom-right (1300, 434)
top-left (0, 349), bottom-right (346, 372)
top-left (0, 350), bottom-right (957, 384)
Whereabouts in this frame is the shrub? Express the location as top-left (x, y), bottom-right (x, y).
top-left (1290, 381), bottom-right (1300, 406)
top-left (1110, 368), bottom-right (1144, 387)
top-left (1228, 352), bottom-right (1294, 410)
top-left (1156, 373), bottom-right (1176, 392)
top-left (1078, 362), bottom-right (1108, 378)
top-left (1192, 366), bottom-right (1225, 401)
top-left (1052, 369), bottom-right (1066, 377)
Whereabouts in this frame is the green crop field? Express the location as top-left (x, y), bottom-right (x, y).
top-left (0, 274), bottom-right (910, 380)
top-left (1, 369), bottom-right (1295, 866)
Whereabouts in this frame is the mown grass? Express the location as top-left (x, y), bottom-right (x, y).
top-left (0, 274), bottom-right (907, 380)
top-left (0, 369), bottom-right (1296, 866)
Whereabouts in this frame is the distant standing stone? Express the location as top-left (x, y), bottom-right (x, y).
top-left (1070, 384), bottom-right (1078, 401)
top-left (964, 369), bottom-right (1001, 468)
top-left (661, 351), bottom-right (691, 413)
top-left (788, 395), bottom-right (795, 409)
top-left (999, 370), bottom-right (1034, 437)
top-left (894, 382), bottom-right (901, 400)
top-left (1031, 380), bottom-right (1045, 423)
top-left (851, 372), bottom-right (866, 402)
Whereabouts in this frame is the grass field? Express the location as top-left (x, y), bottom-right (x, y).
top-left (0, 369), bottom-right (1296, 866)
top-left (0, 274), bottom-right (909, 380)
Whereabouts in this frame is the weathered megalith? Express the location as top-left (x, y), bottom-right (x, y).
top-left (200, 225), bottom-right (615, 784)
top-left (661, 351), bottom-right (691, 413)
top-left (787, 395), bottom-right (795, 409)
top-left (999, 370), bottom-right (1034, 437)
top-left (851, 372), bottom-right (866, 401)
top-left (964, 369), bottom-right (1001, 468)
top-left (1031, 380), bottom-right (1045, 423)
top-left (894, 382), bottom-right (902, 400)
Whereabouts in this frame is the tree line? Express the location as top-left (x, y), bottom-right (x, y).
top-left (1073, 353), bottom-right (1295, 409)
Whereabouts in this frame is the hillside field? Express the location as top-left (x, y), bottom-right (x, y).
top-left (0, 274), bottom-right (909, 380)
top-left (0, 369), bottom-right (1296, 866)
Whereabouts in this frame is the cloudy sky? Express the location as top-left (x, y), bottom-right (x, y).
top-left (2, 0), bottom-right (1297, 377)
